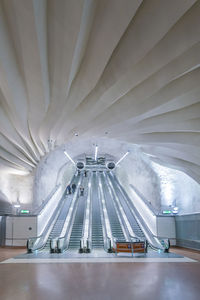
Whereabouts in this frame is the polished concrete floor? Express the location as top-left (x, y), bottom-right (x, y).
top-left (0, 247), bottom-right (200, 300)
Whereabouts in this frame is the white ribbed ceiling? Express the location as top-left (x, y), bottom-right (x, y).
top-left (0, 0), bottom-right (200, 182)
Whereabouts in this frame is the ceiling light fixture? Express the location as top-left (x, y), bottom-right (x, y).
top-left (64, 151), bottom-right (76, 165)
top-left (116, 151), bottom-right (130, 166)
top-left (13, 204), bottom-right (21, 208)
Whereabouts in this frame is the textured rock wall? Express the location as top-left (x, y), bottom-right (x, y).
top-left (33, 147), bottom-right (76, 210)
top-left (115, 149), bottom-right (161, 210)
top-left (152, 162), bottom-right (200, 214)
top-left (0, 170), bottom-right (34, 212)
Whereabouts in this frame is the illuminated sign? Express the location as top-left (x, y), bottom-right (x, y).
top-left (20, 210), bottom-right (30, 214)
top-left (162, 210), bottom-right (172, 214)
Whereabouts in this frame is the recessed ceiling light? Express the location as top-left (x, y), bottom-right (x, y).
top-left (74, 133), bottom-right (78, 136)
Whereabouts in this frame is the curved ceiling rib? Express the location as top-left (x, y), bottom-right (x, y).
top-left (0, 0), bottom-right (199, 185)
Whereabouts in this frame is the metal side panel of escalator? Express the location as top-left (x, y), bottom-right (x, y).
top-left (68, 175), bottom-right (88, 250)
top-left (91, 172), bottom-right (104, 249)
top-left (100, 172), bottom-right (126, 242)
top-left (41, 175), bottom-right (80, 252)
top-left (107, 172), bottom-right (145, 240)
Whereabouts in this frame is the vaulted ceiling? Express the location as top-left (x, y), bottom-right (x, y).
top-left (0, 0), bottom-right (200, 182)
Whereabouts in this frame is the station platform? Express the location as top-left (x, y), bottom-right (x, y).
top-left (1, 248), bottom-right (196, 264)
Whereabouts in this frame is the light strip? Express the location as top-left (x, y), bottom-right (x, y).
top-left (116, 151), bottom-right (129, 166)
top-left (98, 176), bottom-right (112, 240)
top-left (94, 145), bottom-right (98, 161)
top-left (83, 176), bottom-right (92, 240)
top-left (64, 151), bottom-right (76, 165)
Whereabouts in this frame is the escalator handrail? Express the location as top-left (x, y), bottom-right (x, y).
top-left (99, 173), bottom-right (114, 251)
top-left (129, 184), bottom-right (159, 216)
top-left (95, 172), bottom-right (110, 252)
top-left (33, 184), bottom-right (61, 214)
top-left (27, 174), bottom-right (77, 253)
top-left (80, 172), bottom-right (92, 251)
top-left (101, 173), bottom-right (125, 243)
top-left (106, 172), bottom-right (134, 242)
top-left (57, 174), bottom-right (84, 252)
top-left (50, 175), bottom-right (81, 252)
top-left (27, 187), bottom-right (67, 252)
top-left (88, 173), bottom-right (93, 250)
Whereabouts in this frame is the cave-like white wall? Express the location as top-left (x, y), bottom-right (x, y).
top-left (0, 1), bottom-right (200, 216)
top-left (0, 170), bottom-right (34, 212)
top-left (115, 150), bottom-right (200, 215)
top-left (27, 139), bottom-right (200, 215)
top-left (1, 135), bottom-right (200, 215)
top-left (33, 146), bottom-right (76, 210)
top-left (152, 162), bottom-right (200, 214)
top-left (115, 148), bottom-right (161, 210)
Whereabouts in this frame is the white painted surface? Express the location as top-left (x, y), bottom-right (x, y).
top-left (5, 216), bottom-right (37, 246)
top-left (5, 217), bottom-right (12, 239)
top-left (157, 217), bottom-right (176, 238)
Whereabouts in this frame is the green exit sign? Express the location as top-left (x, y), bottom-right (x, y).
top-left (162, 210), bottom-right (172, 214)
top-left (20, 210), bottom-right (30, 214)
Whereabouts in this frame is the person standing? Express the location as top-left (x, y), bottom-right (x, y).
top-left (72, 183), bottom-right (76, 193)
top-left (67, 184), bottom-right (71, 194)
top-left (79, 185), bottom-right (84, 196)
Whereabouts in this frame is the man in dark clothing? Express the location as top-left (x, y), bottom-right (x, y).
top-left (72, 183), bottom-right (76, 193)
top-left (80, 185), bottom-right (84, 196)
top-left (67, 184), bottom-right (71, 194)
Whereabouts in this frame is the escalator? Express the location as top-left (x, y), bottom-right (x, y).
top-left (91, 172), bottom-right (104, 249)
top-left (68, 175), bottom-right (88, 249)
top-left (42, 175), bottom-right (79, 251)
top-left (100, 172), bottom-right (126, 242)
top-left (107, 172), bottom-right (145, 239)
top-left (110, 172), bottom-right (166, 251)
